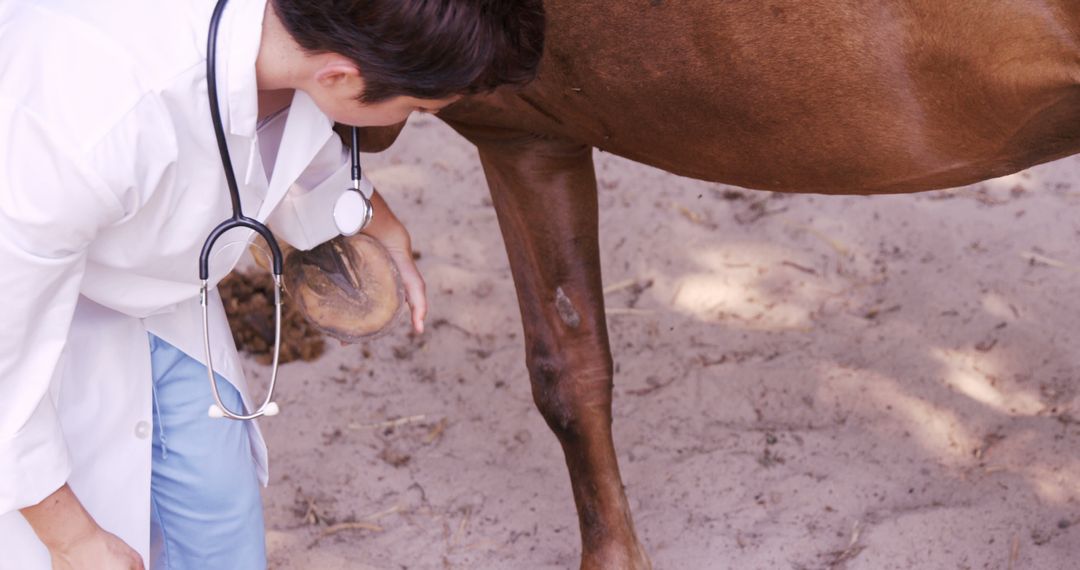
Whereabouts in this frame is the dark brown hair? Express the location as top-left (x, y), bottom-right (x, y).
top-left (272, 0), bottom-right (545, 103)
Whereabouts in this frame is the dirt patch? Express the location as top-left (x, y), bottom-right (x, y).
top-left (220, 270), bottom-right (325, 365)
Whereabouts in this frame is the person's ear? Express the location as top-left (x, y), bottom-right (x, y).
top-left (314, 55), bottom-right (360, 91)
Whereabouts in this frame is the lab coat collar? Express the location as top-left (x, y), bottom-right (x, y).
top-left (212, 0), bottom-right (333, 221)
top-left (254, 90), bottom-right (332, 220)
top-left (218, 0), bottom-right (267, 138)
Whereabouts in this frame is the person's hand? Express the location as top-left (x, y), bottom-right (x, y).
top-left (362, 190), bottom-right (427, 333)
top-left (49, 527), bottom-right (144, 570)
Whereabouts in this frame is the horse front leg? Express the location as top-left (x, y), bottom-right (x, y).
top-left (465, 127), bottom-right (650, 569)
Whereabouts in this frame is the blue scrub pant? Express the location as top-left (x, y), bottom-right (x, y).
top-left (147, 334), bottom-right (266, 569)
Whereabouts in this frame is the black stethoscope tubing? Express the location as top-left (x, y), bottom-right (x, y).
top-left (200, 0), bottom-right (283, 281)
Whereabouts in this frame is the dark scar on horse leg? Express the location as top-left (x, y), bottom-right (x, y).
top-left (555, 287), bottom-right (581, 329)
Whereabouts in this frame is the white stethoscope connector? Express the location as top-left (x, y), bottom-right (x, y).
top-left (209, 401), bottom-right (278, 419)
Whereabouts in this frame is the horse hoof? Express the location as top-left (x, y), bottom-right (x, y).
top-left (284, 234), bottom-right (404, 342)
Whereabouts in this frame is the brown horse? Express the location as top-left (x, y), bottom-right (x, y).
top-left (322, 1), bottom-right (1080, 568)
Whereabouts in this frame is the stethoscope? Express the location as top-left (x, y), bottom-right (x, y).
top-left (200, 0), bottom-right (373, 420)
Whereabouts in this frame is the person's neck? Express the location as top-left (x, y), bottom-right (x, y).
top-left (254, 1), bottom-right (299, 121)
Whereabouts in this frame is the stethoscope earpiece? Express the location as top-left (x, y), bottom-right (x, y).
top-left (209, 401), bottom-right (277, 418)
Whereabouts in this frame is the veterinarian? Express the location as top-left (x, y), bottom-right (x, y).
top-left (0, 0), bottom-right (544, 568)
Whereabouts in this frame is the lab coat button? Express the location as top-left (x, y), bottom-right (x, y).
top-left (134, 421), bottom-right (151, 439)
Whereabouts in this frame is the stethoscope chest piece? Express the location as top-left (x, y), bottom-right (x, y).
top-left (334, 189), bottom-right (374, 236)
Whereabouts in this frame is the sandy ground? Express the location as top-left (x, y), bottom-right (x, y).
top-left (247, 114), bottom-right (1080, 570)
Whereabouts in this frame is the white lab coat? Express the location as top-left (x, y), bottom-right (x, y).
top-left (0, 0), bottom-right (358, 566)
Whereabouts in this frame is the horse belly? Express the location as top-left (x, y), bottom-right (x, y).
top-left (456, 0), bottom-right (1080, 195)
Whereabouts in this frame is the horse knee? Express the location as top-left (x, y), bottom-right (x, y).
top-left (528, 353), bottom-right (573, 431)
top-left (526, 343), bottom-right (613, 437)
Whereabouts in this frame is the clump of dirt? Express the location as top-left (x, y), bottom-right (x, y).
top-left (220, 270), bottom-right (325, 364)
